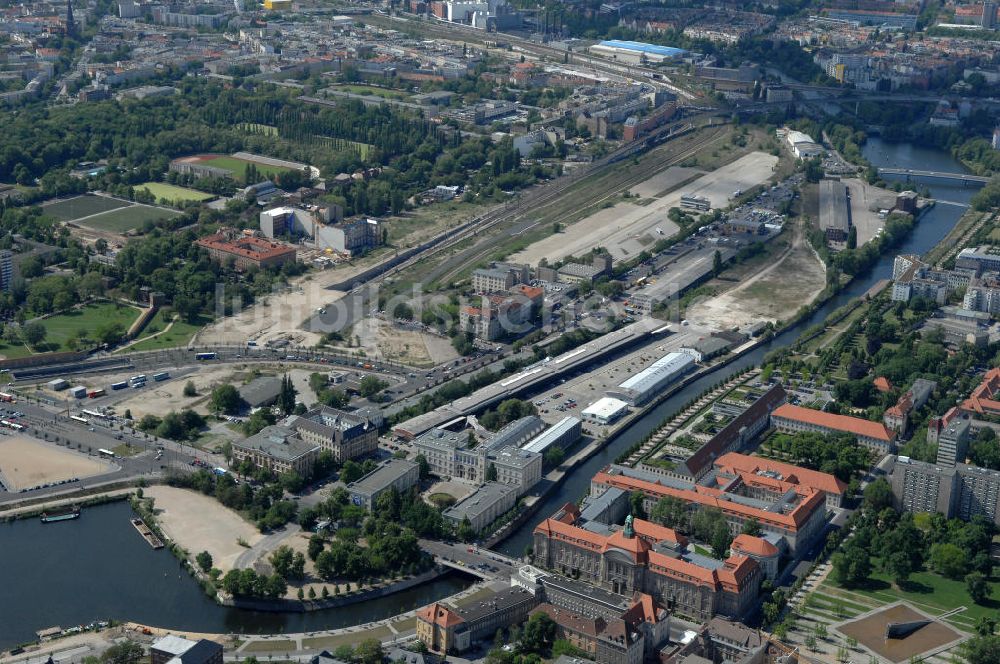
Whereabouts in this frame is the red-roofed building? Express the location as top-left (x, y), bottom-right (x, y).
top-left (730, 534), bottom-right (780, 579)
top-left (713, 451), bottom-right (848, 508)
top-left (415, 602), bottom-right (465, 654)
top-left (960, 367), bottom-right (1000, 418)
top-left (771, 403), bottom-right (896, 453)
top-left (874, 376), bottom-right (893, 393)
top-left (195, 230), bottom-right (296, 271)
top-left (533, 513), bottom-right (762, 621)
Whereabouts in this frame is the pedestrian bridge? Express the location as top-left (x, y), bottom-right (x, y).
top-left (877, 168), bottom-right (990, 184)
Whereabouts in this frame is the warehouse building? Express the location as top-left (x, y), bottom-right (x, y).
top-left (819, 180), bottom-right (851, 242)
top-left (607, 351), bottom-right (696, 406)
top-left (589, 40), bottom-right (687, 64)
top-left (521, 416), bottom-right (582, 455)
top-left (582, 397), bottom-right (630, 425)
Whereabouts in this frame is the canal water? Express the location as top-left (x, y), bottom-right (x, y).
top-left (496, 137), bottom-right (979, 556)
top-left (0, 501), bottom-right (473, 648)
top-left (0, 140), bottom-right (977, 649)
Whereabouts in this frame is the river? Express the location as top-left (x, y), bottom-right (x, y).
top-left (0, 140), bottom-right (977, 649)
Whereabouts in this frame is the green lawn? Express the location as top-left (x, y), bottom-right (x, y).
top-left (43, 195), bottom-right (131, 221)
top-left (37, 302), bottom-right (143, 352)
top-left (78, 205), bottom-right (181, 232)
top-left (199, 156), bottom-right (291, 183)
top-left (124, 311), bottom-right (205, 352)
top-left (824, 566), bottom-right (1000, 628)
top-left (0, 341), bottom-right (33, 360)
top-left (138, 182), bottom-right (214, 205)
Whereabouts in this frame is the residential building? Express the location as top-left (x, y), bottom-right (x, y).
top-left (347, 458), bottom-right (420, 509)
top-left (471, 263), bottom-right (529, 293)
top-left (531, 604), bottom-right (644, 664)
top-left (259, 206), bottom-right (383, 257)
top-left (533, 506), bottom-right (762, 621)
top-left (196, 231), bottom-right (296, 271)
top-left (963, 274), bottom-right (1000, 315)
top-left (416, 586), bottom-right (537, 654)
top-left (770, 403), bottom-right (896, 453)
top-left (0, 250), bottom-right (12, 292)
top-left (883, 378), bottom-right (936, 434)
top-left (956, 246), bottom-right (1000, 273)
top-left (444, 481), bottom-right (517, 531)
top-left (231, 425), bottom-right (320, 477)
top-left (291, 406), bottom-right (378, 462)
top-left (460, 292), bottom-right (535, 341)
top-left (150, 636), bottom-right (224, 664)
top-left (889, 453), bottom-right (1000, 526)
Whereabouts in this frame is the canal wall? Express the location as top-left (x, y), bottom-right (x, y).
top-left (220, 567), bottom-right (448, 613)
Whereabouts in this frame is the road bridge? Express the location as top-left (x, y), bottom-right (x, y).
top-left (877, 168), bottom-right (990, 184)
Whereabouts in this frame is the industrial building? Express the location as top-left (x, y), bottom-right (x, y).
top-left (581, 397), bottom-right (630, 425)
top-left (347, 458), bottom-right (420, 510)
top-left (259, 207), bottom-right (381, 256)
top-left (521, 416), bottom-right (582, 455)
top-left (819, 179), bottom-right (850, 242)
top-left (607, 351), bottom-right (696, 406)
top-left (589, 40), bottom-right (686, 64)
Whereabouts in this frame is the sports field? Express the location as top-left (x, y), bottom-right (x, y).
top-left (139, 182), bottom-right (214, 204)
top-left (43, 195), bottom-right (131, 221)
top-left (78, 205), bottom-right (181, 232)
top-left (199, 156), bottom-right (291, 182)
top-left (0, 436), bottom-right (112, 491)
top-left (39, 302), bottom-right (143, 351)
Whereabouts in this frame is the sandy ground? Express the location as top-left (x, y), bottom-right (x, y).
top-left (146, 485), bottom-right (263, 572)
top-left (685, 224), bottom-right (827, 330)
top-left (843, 178), bottom-right (898, 246)
top-left (328, 317), bottom-right (458, 368)
top-left (114, 367), bottom-right (338, 419)
top-left (512, 153), bottom-right (779, 265)
top-left (0, 435), bottom-right (113, 491)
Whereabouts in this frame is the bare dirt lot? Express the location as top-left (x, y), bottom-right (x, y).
top-left (844, 178), bottom-right (898, 246)
top-left (328, 317), bottom-right (458, 368)
top-left (0, 435), bottom-right (112, 491)
top-left (511, 152), bottom-right (779, 265)
top-left (146, 485), bottom-right (263, 572)
top-left (685, 224), bottom-right (826, 330)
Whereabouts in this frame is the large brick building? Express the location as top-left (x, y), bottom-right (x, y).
top-left (770, 403), bottom-right (896, 453)
top-left (533, 506), bottom-right (761, 621)
top-left (195, 230), bottom-right (296, 271)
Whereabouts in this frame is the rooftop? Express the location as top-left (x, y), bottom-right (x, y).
top-left (521, 416), bottom-right (581, 454)
top-left (772, 403), bottom-right (894, 442)
top-left (348, 458), bottom-right (418, 496)
top-left (196, 232), bottom-right (296, 262)
top-left (235, 425), bottom-right (319, 462)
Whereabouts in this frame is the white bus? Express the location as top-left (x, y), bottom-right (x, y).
top-left (1, 419), bottom-right (23, 430)
top-left (81, 409), bottom-right (108, 420)
top-left (98, 448), bottom-right (115, 458)
top-left (70, 415), bottom-right (89, 425)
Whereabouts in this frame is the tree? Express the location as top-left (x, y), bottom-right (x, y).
top-left (962, 634), bottom-right (1000, 664)
top-left (21, 321), bottom-right (46, 347)
top-left (650, 495), bottom-right (688, 530)
top-left (195, 551), bottom-right (213, 573)
top-left (354, 639), bottom-right (384, 664)
top-left (210, 384), bottom-right (244, 415)
top-left (270, 545), bottom-right (296, 579)
top-left (975, 615), bottom-right (997, 636)
top-left (711, 520), bottom-right (732, 559)
top-left (832, 540), bottom-right (871, 587)
top-left (359, 376), bottom-right (389, 399)
top-left (183, 380), bottom-right (198, 397)
top-left (968, 571), bottom-right (992, 605)
top-left (930, 542), bottom-right (968, 579)
top-left (308, 534), bottom-right (325, 561)
top-left (864, 478), bottom-right (894, 513)
top-left (278, 374), bottom-right (297, 415)
top-left (847, 226), bottom-right (857, 250)
top-left (457, 516), bottom-right (476, 542)
top-left (101, 641), bottom-right (145, 664)
top-left (415, 453), bottom-right (430, 479)
top-left (519, 612), bottom-right (557, 655)
top-left (340, 459), bottom-right (365, 484)
top-left (713, 250), bottom-right (723, 276)
top-left (740, 518), bottom-right (762, 537)
top-left (629, 491), bottom-right (647, 521)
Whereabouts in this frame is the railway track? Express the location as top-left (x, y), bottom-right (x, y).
top-left (427, 122), bottom-right (731, 286)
